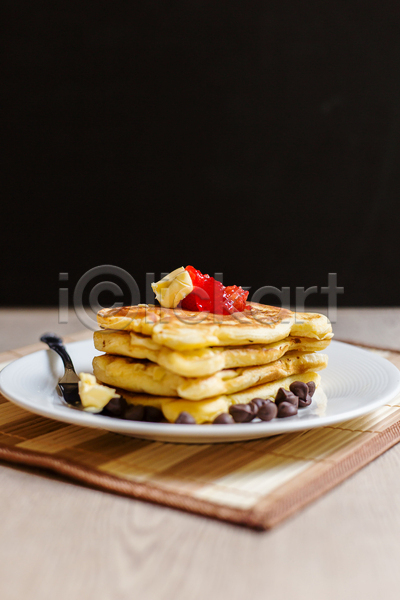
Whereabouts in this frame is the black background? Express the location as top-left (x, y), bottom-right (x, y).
top-left (2, 2), bottom-right (400, 308)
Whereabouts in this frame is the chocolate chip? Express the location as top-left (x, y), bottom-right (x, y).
top-left (101, 396), bottom-right (128, 417)
top-left (123, 404), bottom-right (145, 421)
top-left (250, 398), bottom-right (268, 410)
top-left (289, 381), bottom-right (312, 408)
top-left (307, 381), bottom-right (316, 397)
top-left (250, 397), bottom-right (274, 418)
top-left (298, 394), bottom-right (312, 408)
top-left (144, 406), bottom-right (164, 422)
top-left (175, 411), bottom-right (196, 424)
top-left (277, 401), bottom-right (298, 418)
top-left (229, 403), bottom-right (257, 423)
top-left (258, 401), bottom-right (278, 421)
top-left (275, 388), bottom-right (299, 407)
top-left (289, 381), bottom-right (309, 400)
top-left (213, 413), bottom-right (235, 424)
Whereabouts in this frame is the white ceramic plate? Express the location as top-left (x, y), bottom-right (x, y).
top-left (0, 339), bottom-right (399, 443)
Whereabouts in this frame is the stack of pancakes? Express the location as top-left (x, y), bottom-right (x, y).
top-left (93, 303), bottom-right (332, 423)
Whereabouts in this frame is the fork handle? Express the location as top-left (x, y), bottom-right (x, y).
top-left (40, 333), bottom-right (76, 372)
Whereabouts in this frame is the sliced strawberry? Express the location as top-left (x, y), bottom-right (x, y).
top-left (185, 265), bottom-right (209, 288)
top-left (180, 289), bottom-right (200, 311)
top-left (181, 266), bottom-right (249, 314)
top-left (224, 285), bottom-right (249, 312)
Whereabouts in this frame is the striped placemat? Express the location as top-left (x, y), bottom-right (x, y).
top-left (0, 333), bottom-right (399, 530)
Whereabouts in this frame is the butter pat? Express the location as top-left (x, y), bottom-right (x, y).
top-left (151, 267), bottom-right (193, 308)
top-left (78, 372), bottom-right (119, 413)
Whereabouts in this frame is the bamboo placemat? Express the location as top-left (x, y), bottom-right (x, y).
top-left (0, 332), bottom-right (400, 530)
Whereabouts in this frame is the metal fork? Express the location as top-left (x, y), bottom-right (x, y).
top-left (40, 333), bottom-right (81, 406)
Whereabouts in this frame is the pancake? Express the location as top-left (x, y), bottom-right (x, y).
top-left (118, 372), bottom-right (322, 424)
top-left (92, 351), bottom-right (327, 400)
top-left (94, 329), bottom-right (330, 377)
top-left (291, 312), bottom-right (333, 340)
top-left (94, 330), bottom-right (160, 365)
top-left (97, 303), bottom-right (331, 351)
top-left (97, 303), bottom-right (295, 350)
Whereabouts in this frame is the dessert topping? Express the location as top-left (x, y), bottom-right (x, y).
top-left (229, 403), bottom-right (257, 423)
top-left (78, 373), bottom-right (119, 412)
top-left (151, 267), bottom-right (194, 308)
top-left (277, 402), bottom-right (298, 418)
top-left (181, 265), bottom-right (249, 314)
top-left (175, 411), bottom-right (196, 424)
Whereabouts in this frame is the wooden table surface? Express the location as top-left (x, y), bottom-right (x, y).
top-left (0, 308), bottom-right (400, 600)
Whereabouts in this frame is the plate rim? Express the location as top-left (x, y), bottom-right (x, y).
top-left (0, 339), bottom-right (399, 442)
